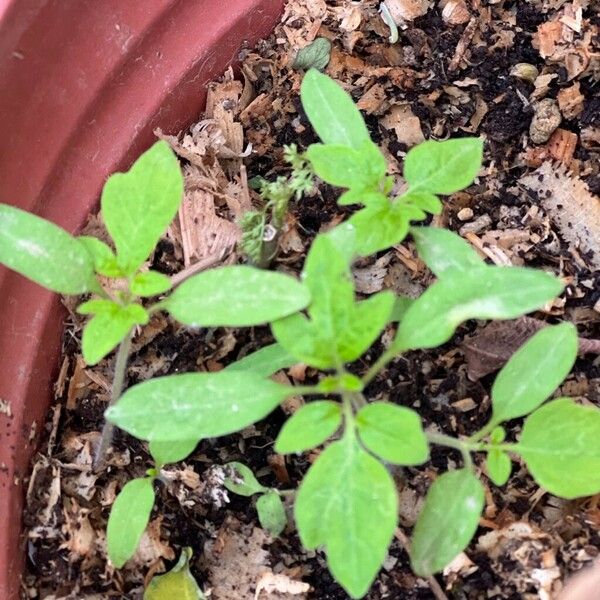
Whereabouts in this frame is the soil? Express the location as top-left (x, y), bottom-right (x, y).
top-left (22, 1), bottom-right (600, 599)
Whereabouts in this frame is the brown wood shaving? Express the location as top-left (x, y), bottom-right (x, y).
top-left (449, 18), bottom-right (478, 71)
top-left (520, 162), bottom-right (600, 269)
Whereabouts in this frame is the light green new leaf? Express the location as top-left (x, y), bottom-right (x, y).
top-left (224, 343), bottom-right (298, 377)
top-left (164, 266), bottom-right (310, 327)
top-left (356, 402), bottom-right (428, 465)
top-left (275, 401), bottom-right (342, 454)
top-left (257, 491), bottom-right (287, 537)
top-left (410, 469), bottom-right (484, 577)
top-left (131, 270), bottom-right (172, 297)
top-left (272, 236), bottom-right (394, 367)
top-left (80, 301), bottom-right (148, 365)
top-left (491, 323), bottom-right (577, 424)
top-left (106, 371), bottom-right (292, 442)
top-left (404, 138), bottom-right (483, 195)
top-left (517, 399), bottom-right (600, 499)
top-left (107, 477), bottom-right (155, 568)
top-left (102, 141), bottom-right (183, 275)
top-left (306, 142), bottom-right (386, 190)
top-left (300, 69), bottom-right (371, 149)
top-left (144, 548), bottom-right (205, 600)
top-left (293, 37), bottom-right (332, 71)
top-left (339, 291), bottom-right (395, 360)
top-left (79, 235), bottom-right (122, 277)
top-left (349, 200), bottom-right (412, 257)
top-left (0, 203), bottom-right (96, 294)
top-left (271, 314), bottom-right (335, 369)
top-left (411, 227), bottom-right (485, 278)
top-left (487, 450), bottom-right (511, 486)
top-left (401, 191), bottom-right (442, 215)
top-left (338, 189), bottom-right (389, 207)
top-left (396, 266), bottom-right (563, 351)
top-left (149, 439), bottom-right (198, 467)
top-left (223, 462), bottom-right (266, 496)
top-left (295, 437), bottom-right (397, 599)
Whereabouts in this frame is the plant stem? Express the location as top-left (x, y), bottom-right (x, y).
top-left (94, 328), bottom-right (134, 470)
top-left (394, 528), bottom-right (449, 600)
top-left (469, 420), bottom-right (497, 443)
top-left (426, 431), bottom-right (474, 470)
top-left (362, 345), bottom-right (398, 386)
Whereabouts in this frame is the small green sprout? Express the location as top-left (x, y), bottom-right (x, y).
top-left (2, 71), bottom-right (599, 598)
top-left (240, 143), bottom-right (313, 266)
top-left (223, 462), bottom-right (287, 537)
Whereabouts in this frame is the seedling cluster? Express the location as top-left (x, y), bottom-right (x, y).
top-left (1, 69), bottom-right (599, 599)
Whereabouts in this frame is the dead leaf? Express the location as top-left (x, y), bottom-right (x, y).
top-left (384, 0), bottom-right (432, 23)
top-left (463, 316), bottom-right (600, 380)
top-left (381, 105), bottom-right (424, 147)
top-left (353, 254), bottom-right (392, 294)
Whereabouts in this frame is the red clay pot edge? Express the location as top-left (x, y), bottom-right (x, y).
top-left (0, 1), bottom-right (283, 596)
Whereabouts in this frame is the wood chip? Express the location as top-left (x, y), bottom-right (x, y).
top-left (520, 162), bottom-right (600, 269)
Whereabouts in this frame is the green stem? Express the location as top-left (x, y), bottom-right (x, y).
top-left (362, 345), bottom-right (399, 386)
top-left (94, 328), bottom-right (134, 470)
top-left (293, 384), bottom-right (322, 396)
top-left (469, 420), bottom-right (497, 443)
top-left (426, 432), bottom-right (474, 470)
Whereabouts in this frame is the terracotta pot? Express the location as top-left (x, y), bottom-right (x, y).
top-left (0, 1), bottom-right (282, 596)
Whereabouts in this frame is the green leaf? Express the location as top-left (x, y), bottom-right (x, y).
top-left (223, 462), bottom-right (266, 496)
top-left (0, 203), bottom-right (96, 294)
top-left (224, 343), bottom-right (298, 377)
top-left (404, 138), bottom-right (484, 195)
top-left (275, 401), bottom-right (342, 454)
top-left (131, 270), bottom-right (172, 297)
top-left (401, 191), bottom-right (442, 215)
top-left (410, 469), bottom-right (484, 577)
top-left (306, 142), bottom-right (386, 191)
top-left (149, 439), bottom-right (198, 467)
top-left (396, 266), bottom-right (563, 351)
top-left (102, 141), bottom-right (183, 275)
top-left (389, 296), bottom-right (414, 322)
top-left (106, 371), bottom-right (292, 442)
top-left (486, 450), bottom-right (511, 486)
top-left (80, 301), bottom-right (148, 365)
top-left (356, 402), bottom-right (428, 466)
top-left (349, 200), bottom-right (412, 257)
top-left (491, 323), bottom-right (577, 424)
top-left (323, 221), bottom-right (357, 263)
top-left (272, 235), bottom-right (394, 367)
top-left (164, 266), bottom-right (310, 327)
top-left (411, 227), bottom-right (484, 278)
top-left (300, 69), bottom-right (370, 149)
top-left (257, 491), bottom-right (287, 537)
top-left (78, 235), bottom-right (122, 277)
top-left (516, 399), bottom-right (600, 499)
top-left (295, 436), bottom-right (397, 599)
top-left (144, 548), bottom-right (205, 600)
top-left (338, 189), bottom-right (387, 207)
top-left (293, 37), bottom-right (332, 71)
top-left (107, 477), bottom-right (155, 568)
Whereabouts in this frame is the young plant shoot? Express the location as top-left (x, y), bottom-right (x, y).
top-left (1, 71), bottom-right (599, 598)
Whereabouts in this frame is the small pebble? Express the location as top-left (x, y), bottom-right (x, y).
top-left (457, 207), bottom-right (474, 221)
top-left (530, 98), bottom-right (561, 144)
top-left (459, 214), bottom-right (492, 235)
